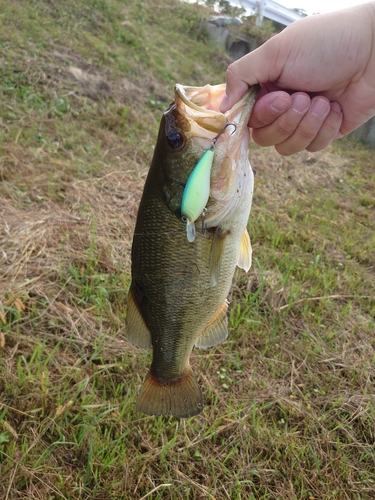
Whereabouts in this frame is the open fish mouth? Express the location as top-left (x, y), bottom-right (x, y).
top-left (174, 83), bottom-right (259, 149)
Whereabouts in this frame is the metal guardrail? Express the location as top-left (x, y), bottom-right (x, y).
top-left (233, 0), bottom-right (303, 26)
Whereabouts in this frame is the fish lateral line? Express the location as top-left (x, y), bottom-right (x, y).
top-left (133, 224), bottom-right (213, 239)
top-left (133, 228), bottom-right (186, 237)
top-left (181, 121), bottom-right (237, 243)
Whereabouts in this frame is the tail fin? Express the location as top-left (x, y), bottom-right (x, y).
top-left (136, 367), bottom-right (204, 418)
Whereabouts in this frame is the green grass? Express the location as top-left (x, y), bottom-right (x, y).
top-left (1, 0), bottom-right (375, 498)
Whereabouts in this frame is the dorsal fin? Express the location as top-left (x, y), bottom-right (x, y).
top-left (237, 229), bottom-right (252, 272)
top-left (126, 286), bottom-right (152, 349)
top-left (195, 300), bottom-right (228, 349)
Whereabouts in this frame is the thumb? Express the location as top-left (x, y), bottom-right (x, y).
top-left (220, 37), bottom-right (284, 112)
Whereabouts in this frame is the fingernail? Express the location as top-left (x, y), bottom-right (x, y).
top-left (270, 96), bottom-right (291, 113)
top-left (292, 94), bottom-right (310, 114)
top-left (311, 97), bottom-right (330, 118)
top-left (220, 94), bottom-right (230, 113)
top-left (330, 101), bottom-right (342, 114)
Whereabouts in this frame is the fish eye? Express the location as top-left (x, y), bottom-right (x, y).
top-left (166, 130), bottom-right (185, 151)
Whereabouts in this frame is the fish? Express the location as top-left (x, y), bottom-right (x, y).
top-left (126, 83), bottom-right (259, 418)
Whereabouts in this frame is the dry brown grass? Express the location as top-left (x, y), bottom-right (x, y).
top-left (1, 0), bottom-right (375, 499)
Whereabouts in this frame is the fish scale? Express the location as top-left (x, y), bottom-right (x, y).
top-left (126, 83), bottom-right (259, 418)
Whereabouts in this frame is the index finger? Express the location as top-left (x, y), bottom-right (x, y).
top-left (249, 91), bottom-right (292, 128)
top-left (220, 62), bottom-right (250, 112)
top-left (220, 38), bottom-right (284, 112)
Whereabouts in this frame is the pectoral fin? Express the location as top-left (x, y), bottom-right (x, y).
top-left (237, 229), bottom-right (252, 272)
top-left (209, 227), bottom-right (229, 286)
top-left (126, 287), bottom-right (152, 349)
top-left (195, 300), bottom-right (228, 349)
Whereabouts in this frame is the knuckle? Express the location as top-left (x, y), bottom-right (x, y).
top-left (307, 134), bottom-right (332, 152)
top-left (275, 119), bottom-right (296, 137)
top-left (306, 112), bottom-right (342, 152)
top-left (225, 62), bottom-right (238, 81)
top-left (323, 111), bottom-right (342, 134)
top-left (297, 125), bottom-right (317, 141)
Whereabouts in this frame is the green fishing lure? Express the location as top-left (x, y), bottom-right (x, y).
top-left (181, 122), bottom-right (236, 242)
top-left (181, 148), bottom-right (214, 242)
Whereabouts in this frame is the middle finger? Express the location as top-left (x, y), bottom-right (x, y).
top-left (275, 96), bottom-right (331, 156)
top-left (252, 93), bottom-right (311, 147)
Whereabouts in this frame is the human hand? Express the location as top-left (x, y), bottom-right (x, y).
top-left (221, 3), bottom-right (375, 156)
top-left (246, 87), bottom-right (342, 155)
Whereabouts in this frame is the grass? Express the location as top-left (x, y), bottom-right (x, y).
top-left (1, 0), bottom-right (375, 498)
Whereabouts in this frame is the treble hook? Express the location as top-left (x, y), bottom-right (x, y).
top-left (210, 122), bottom-right (237, 149)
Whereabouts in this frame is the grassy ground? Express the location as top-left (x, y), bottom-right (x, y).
top-left (1, 0), bottom-right (375, 499)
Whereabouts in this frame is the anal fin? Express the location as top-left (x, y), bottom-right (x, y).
top-left (136, 367), bottom-right (203, 418)
top-left (126, 286), bottom-right (152, 349)
top-left (195, 300), bottom-right (228, 349)
top-left (237, 228), bottom-right (252, 272)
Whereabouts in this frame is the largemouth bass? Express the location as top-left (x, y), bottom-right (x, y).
top-left (126, 83), bottom-right (258, 418)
